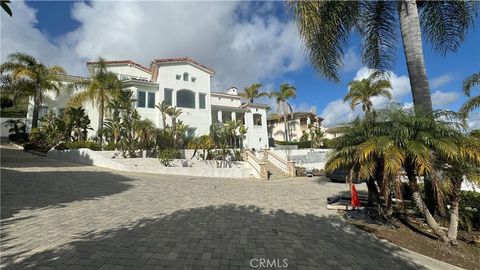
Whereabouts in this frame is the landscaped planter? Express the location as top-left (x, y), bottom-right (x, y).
top-left (47, 148), bottom-right (257, 179)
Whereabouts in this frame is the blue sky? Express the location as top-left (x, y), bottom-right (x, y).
top-left (2, 1), bottom-right (479, 128)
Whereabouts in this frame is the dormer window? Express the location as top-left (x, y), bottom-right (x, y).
top-left (176, 74), bottom-right (181, 80)
top-left (191, 77), bottom-right (196, 82)
top-left (183, 72), bottom-right (189, 81)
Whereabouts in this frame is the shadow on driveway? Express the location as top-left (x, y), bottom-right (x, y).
top-left (1, 204), bottom-right (426, 269)
top-left (1, 169), bottom-right (133, 219)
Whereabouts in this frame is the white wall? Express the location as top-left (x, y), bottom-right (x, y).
top-left (210, 94), bottom-right (242, 107)
top-left (155, 64), bottom-right (212, 136)
top-left (244, 106), bottom-right (268, 150)
top-left (103, 65), bottom-right (151, 80)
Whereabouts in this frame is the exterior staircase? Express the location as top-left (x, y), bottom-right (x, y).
top-left (266, 161), bottom-right (289, 180)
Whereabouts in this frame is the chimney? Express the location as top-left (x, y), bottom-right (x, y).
top-left (227, 87), bottom-right (238, 95)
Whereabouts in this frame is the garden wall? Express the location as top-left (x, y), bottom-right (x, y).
top-left (270, 148), bottom-right (332, 170)
top-left (47, 148), bottom-right (257, 179)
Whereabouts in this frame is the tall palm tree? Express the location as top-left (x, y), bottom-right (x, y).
top-left (344, 72), bottom-right (392, 113)
top-left (288, 1), bottom-right (478, 114)
top-left (239, 83), bottom-right (269, 103)
top-left (270, 83), bottom-right (296, 142)
top-left (69, 57), bottom-right (122, 143)
top-left (0, 52), bottom-right (65, 128)
top-left (156, 101), bottom-right (172, 129)
top-left (460, 72), bottom-right (480, 117)
top-left (288, 0), bottom-right (478, 217)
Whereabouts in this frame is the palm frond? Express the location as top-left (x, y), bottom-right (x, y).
top-left (358, 0), bottom-right (398, 71)
top-left (462, 72), bottom-right (480, 96)
top-left (419, 0), bottom-right (479, 55)
top-left (287, 1), bottom-right (360, 81)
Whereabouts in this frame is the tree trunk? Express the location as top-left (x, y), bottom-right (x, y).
top-left (398, 0), bottom-right (433, 115)
top-left (98, 97), bottom-right (104, 145)
top-left (162, 114), bottom-right (167, 129)
top-left (366, 178), bottom-right (381, 206)
top-left (398, 0), bottom-right (436, 215)
top-left (283, 102), bottom-right (289, 142)
top-left (31, 83), bottom-right (41, 129)
top-left (406, 165), bottom-right (449, 242)
top-left (447, 177), bottom-right (462, 246)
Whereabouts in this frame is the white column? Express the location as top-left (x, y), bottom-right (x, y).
top-left (218, 110), bottom-right (223, 123)
top-left (231, 111), bottom-right (236, 121)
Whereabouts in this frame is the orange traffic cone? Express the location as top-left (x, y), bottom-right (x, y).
top-left (351, 184), bottom-right (361, 208)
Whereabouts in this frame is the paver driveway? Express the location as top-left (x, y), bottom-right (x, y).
top-left (1, 146), bottom-right (457, 270)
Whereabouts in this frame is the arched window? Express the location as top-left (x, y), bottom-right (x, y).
top-left (176, 89), bottom-right (196, 108)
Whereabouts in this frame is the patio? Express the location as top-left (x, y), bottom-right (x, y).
top-left (0, 146), bottom-right (457, 269)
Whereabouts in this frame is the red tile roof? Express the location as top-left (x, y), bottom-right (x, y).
top-left (86, 60), bottom-right (151, 74)
top-left (151, 57), bottom-right (215, 75)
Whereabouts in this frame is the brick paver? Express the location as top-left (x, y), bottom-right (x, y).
top-left (0, 146), bottom-right (458, 269)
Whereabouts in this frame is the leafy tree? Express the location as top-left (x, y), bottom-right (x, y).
top-left (270, 83), bottom-right (297, 142)
top-left (64, 107), bottom-right (92, 142)
top-left (69, 57), bottom-right (122, 144)
top-left (459, 72), bottom-right (480, 117)
top-left (0, 53), bottom-right (65, 128)
top-left (344, 72), bottom-right (392, 113)
top-left (167, 106), bottom-right (183, 147)
top-left (326, 108), bottom-right (480, 244)
top-left (239, 83), bottom-right (269, 103)
top-left (134, 119), bottom-right (156, 157)
top-left (156, 101), bottom-right (172, 129)
top-left (288, 1), bottom-right (478, 115)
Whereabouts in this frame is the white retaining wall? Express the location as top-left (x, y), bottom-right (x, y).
top-left (47, 148), bottom-right (257, 179)
top-left (271, 148), bottom-right (332, 170)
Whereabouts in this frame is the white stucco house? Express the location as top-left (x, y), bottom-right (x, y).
top-left (267, 112), bottom-right (324, 142)
top-left (27, 57), bottom-right (270, 150)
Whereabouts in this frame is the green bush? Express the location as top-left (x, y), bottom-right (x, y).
top-left (459, 191), bottom-right (480, 231)
top-left (56, 141), bottom-right (102, 151)
top-left (158, 148), bottom-right (181, 167)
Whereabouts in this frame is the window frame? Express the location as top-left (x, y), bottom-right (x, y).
top-left (199, 93), bottom-right (206, 109)
top-left (137, 91), bottom-right (146, 108)
top-left (176, 89), bottom-right (196, 109)
top-left (147, 92), bottom-right (155, 108)
top-left (164, 88), bottom-right (173, 106)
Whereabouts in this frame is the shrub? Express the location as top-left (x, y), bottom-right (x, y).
top-left (459, 191), bottom-right (480, 231)
top-left (158, 148), bottom-right (181, 167)
top-left (56, 141), bottom-right (102, 151)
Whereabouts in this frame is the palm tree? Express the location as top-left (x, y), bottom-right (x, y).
top-left (0, 52), bottom-right (65, 128)
top-left (288, 0), bottom-right (478, 217)
top-left (326, 108), bottom-right (480, 244)
top-left (460, 72), bottom-right (480, 117)
top-left (344, 72), bottom-right (392, 113)
top-left (134, 119), bottom-right (156, 157)
top-left (239, 83), bottom-right (269, 103)
top-left (168, 106), bottom-right (183, 146)
top-left (156, 101), bottom-right (172, 129)
top-left (288, 1), bottom-right (478, 114)
top-left (270, 83), bottom-right (296, 142)
top-left (69, 57), bottom-right (122, 143)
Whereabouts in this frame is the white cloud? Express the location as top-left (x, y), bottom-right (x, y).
top-left (292, 102), bottom-right (317, 113)
top-left (467, 111), bottom-right (480, 130)
top-left (320, 67), bottom-right (411, 127)
top-left (0, 1), bottom-right (84, 74)
top-left (430, 73), bottom-right (454, 89)
top-left (431, 90), bottom-right (459, 108)
top-left (2, 1), bottom-right (306, 92)
top-left (342, 47), bottom-right (362, 73)
top-left (320, 99), bottom-right (363, 127)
